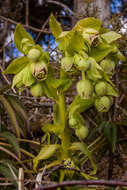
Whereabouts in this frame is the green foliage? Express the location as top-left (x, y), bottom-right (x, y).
top-left (3, 15), bottom-right (125, 185)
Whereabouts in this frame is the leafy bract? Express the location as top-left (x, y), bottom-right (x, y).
top-left (3, 56), bottom-right (29, 74)
top-left (68, 96), bottom-right (94, 116)
top-left (50, 78), bottom-right (72, 92)
top-left (101, 31), bottom-right (121, 44)
top-left (90, 42), bottom-right (115, 62)
top-left (58, 30), bottom-right (84, 53)
top-left (33, 144), bottom-right (59, 171)
top-left (74, 17), bottom-right (101, 31)
top-left (14, 24), bottom-right (34, 53)
top-left (42, 123), bottom-right (63, 136)
top-left (49, 14), bottom-right (62, 39)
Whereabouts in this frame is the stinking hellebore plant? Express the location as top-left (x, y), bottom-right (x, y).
top-left (4, 15), bottom-right (125, 179)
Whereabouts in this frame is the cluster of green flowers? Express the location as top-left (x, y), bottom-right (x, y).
top-left (59, 25), bottom-right (123, 140)
top-left (12, 38), bottom-right (49, 97)
top-left (61, 30), bottom-right (119, 113)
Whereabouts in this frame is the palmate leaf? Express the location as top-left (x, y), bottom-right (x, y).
top-left (33, 144), bottom-right (59, 171)
top-left (3, 56), bottom-right (29, 74)
top-left (0, 131), bottom-right (20, 156)
top-left (49, 14), bottom-right (62, 39)
top-left (14, 24), bottom-right (34, 53)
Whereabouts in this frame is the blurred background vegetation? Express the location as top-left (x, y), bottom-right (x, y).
top-left (0, 0), bottom-right (127, 189)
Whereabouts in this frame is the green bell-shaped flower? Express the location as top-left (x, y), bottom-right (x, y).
top-left (61, 56), bottom-right (73, 72)
top-left (30, 61), bottom-right (48, 81)
top-left (95, 96), bottom-right (112, 112)
top-left (30, 83), bottom-right (43, 97)
top-left (100, 58), bottom-right (115, 76)
top-left (74, 54), bottom-right (90, 71)
top-left (23, 65), bottom-right (36, 86)
top-left (77, 79), bottom-right (93, 99)
top-left (95, 81), bottom-right (108, 96)
top-left (86, 57), bottom-right (103, 81)
top-left (75, 125), bottom-right (89, 140)
top-left (27, 48), bottom-right (41, 62)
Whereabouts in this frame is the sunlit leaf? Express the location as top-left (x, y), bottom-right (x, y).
top-left (3, 56), bottom-right (29, 74)
top-left (33, 144), bottom-right (59, 171)
top-left (49, 14), bottom-right (62, 39)
top-left (14, 24), bottom-right (34, 53)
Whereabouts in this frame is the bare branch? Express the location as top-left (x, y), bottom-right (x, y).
top-left (34, 180), bottom-right (127, 190)
top-left (0, 16), bottom-right (50, 34)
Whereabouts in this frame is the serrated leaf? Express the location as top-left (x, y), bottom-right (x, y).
top-left (14, 24), bottom-right (34, 53)
top-left (101, 31), bottom-right (121, 44)
top-left (49, 14), bottom-right (62, 39)
top-left (3, 56), bottom-right (29, 74)
top-left (33, 144), bottom-right (59, 171)
top-left (0, 131), bottom-right (20, 156)
top-left (74, 17), bottom-right (101, 31)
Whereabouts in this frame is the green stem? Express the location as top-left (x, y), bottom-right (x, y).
top-left (58, 69), bottom-right (70, 159)
top-left (82, 71), bottom-right (86, 80)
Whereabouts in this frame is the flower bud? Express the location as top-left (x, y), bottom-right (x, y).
top-left (74, 54), bottom-right (90, 71)
top-left (95, 96), bottom-right (112, 112)
top-left (69, 117), bottom-right (79, 128)
top-left (30, 83), bottom-right (43, 97)
top-left (61, 56), bottom-right (73, 72)
top-left (77, 80), bottom-right (93, 99)
top-left (30, 61), bottom-right (48, 81)
top-left (27, 48), bottom-right (41, 62)
top-left (75, 125), bottom-right (89, 140)
top-left (100, 58), bottom-right (115, 76)
top-left (95, 81), bottom-right (108, 96)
